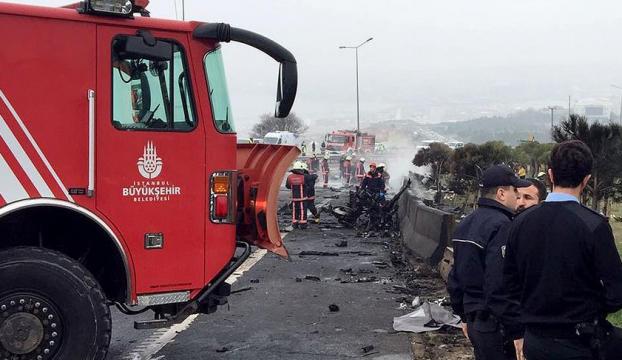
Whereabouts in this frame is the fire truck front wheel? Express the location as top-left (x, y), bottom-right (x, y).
top-left (0, 247), bottom-right (111, 360)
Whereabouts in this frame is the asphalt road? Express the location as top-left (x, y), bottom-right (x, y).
top-left (107, 186), bottom-right (414, 360)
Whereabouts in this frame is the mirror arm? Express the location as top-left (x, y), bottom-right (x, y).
top-left (193, 23), bottom-right (297, 118)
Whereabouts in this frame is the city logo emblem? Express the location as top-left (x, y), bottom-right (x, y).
top-left (137, 141), bottom-right (163, 179)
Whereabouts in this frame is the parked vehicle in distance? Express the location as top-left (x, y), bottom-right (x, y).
top-left (263, 131), bottom-right (300, 146)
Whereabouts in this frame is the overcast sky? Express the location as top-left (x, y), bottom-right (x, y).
top-left (10, 1), bottom-right (622, 134)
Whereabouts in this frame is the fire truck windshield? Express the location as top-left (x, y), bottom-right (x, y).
top-left (204, 48), bottom-right (235, 133)
top-left (327, 134), bottom-right (347, 143)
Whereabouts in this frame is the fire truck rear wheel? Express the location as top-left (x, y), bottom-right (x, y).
top-left (0, 247), bottom-right (111, 360)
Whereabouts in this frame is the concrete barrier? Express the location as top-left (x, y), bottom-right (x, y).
top-left (398, 190), bottom-right (454, 266)
top-left (438, 247), bottom-right (454, 282)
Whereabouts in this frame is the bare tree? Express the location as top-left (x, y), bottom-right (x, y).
top-left (250, 112), bottom-right (308, 138)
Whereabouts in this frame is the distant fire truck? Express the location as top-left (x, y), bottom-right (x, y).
top-left (0, 1), bottom-right (298, 359)
top-left (324, 130), bottom-right (375, 154)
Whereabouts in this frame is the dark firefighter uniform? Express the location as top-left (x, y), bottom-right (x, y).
top-left (504, 194), bottom-right (622, 360)
top-left (320, 157), bottom-right (330, 188)
top-left (361, 170), bottom-right (384, 196)
top-left (286, 165), bottom-right (308, 228)
top-left (448, 198), bottom-right (519, 360)
top-left (304, 170), bottom-right (319, 223)
top-left (355, 160), bottom-right (366, 185)
top-left (307, 156), bottom-right (320, 174)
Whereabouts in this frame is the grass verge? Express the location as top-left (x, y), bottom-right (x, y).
top-left (608, 203), bottom-right (622, 326)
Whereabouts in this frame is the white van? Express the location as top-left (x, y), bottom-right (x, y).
top-left (263, 131), bottom-right (300, 146)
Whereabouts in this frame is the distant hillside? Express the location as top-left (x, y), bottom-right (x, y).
top-left (426, 109), bottom-right (560, 145)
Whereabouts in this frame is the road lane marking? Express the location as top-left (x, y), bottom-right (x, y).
top-left (124, 237), bottom-right (282, 360)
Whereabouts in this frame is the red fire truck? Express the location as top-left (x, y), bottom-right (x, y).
top-left (0, 1), bottom-right (298, 359)
top-left (324, 130), bottom-right (375, 154)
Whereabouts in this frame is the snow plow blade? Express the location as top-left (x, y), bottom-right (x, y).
top-left (237, 143), bottom-right (300, 258)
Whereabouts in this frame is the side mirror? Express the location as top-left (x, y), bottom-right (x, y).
top-left (275, 61), bottom-right (298, 118)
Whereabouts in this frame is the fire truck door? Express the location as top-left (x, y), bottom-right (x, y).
top-left (95, 27), bottom-right (206, 295)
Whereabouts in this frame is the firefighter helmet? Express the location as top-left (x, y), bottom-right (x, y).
top-left (292, 161), bottom-right (306, 171)
top-left (360, 157), bottom-right (365, 162)
top-left (378, 163), bottom-right (386, 169)
top-left (346, 156), bottom-right (352, 161)
top-left (369, 162), bottom-right (377, 168)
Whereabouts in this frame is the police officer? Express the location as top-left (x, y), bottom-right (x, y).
top-left (448, 164), bottom-right (531, 360)
top-left (286, 161), bottom-right (309, 229)
top-left (503, 140), bottom-right (622, 360)
top-left (516, 178), bottom-right (547, 213)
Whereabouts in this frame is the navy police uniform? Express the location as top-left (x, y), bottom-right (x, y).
top-left (448, 198), bottom-right (518, 360)
top-left (447, 165), bottom-right (531, 360)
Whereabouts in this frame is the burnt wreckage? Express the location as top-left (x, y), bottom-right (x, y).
top-left (328, 179), bottom-right (412, 236)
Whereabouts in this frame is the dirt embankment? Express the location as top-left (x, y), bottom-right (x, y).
top-left (389, 234), bottom-right (474, 359)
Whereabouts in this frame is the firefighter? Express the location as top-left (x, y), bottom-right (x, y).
top-left (355, 157), bottom-right (366, 185)
top-left (304, 166), bottom-right (320, 224)
top-left (307, 153), bottom-right (320, 174)
top-left (320, 154), bottom-right (330, 188)
top-left (343, 155), bottom-right (353, 186)
top-left (377, 163), bottom-right (390, 190)
top-left (361, 162), bottom-right (385, 198)
top-left (286, 161), bottom-right (309, 229)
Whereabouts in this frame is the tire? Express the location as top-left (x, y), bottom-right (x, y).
top-left (0, 247), bottom-right (111, 360)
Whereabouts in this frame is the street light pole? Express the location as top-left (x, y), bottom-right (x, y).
top-left (546, 106), bottom-right (562, 138)
top-left (355, 46), bottom-right (360, 136)
top-left (611, 84), bottom-right (622, 125)
top-left (339, 37), bottom-right (373, 150)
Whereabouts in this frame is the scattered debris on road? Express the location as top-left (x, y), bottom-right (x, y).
top-left (304, 275), bottom-right (321, 282)
top-left (299, 250), bottom-right (340, 256)
top-left (335, 240), bottom-right (348, 247)
top-left (361, 345), bottom-right (375, 354)
top-left (328, 304), bottom-right (340, 312)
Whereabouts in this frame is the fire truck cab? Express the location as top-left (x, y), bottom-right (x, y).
top-left (0, 1), bottom-right (298, 359)
top-left (325, 130), bottom-right (375, 155)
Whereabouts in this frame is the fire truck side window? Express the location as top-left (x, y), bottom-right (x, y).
top-left (112, 37), bottom-right (196, 131)
top-left (204, 48), bottom-right (235, 133)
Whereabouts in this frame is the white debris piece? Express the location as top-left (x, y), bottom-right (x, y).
top-left (393, 301), bottom-right (461, 333)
